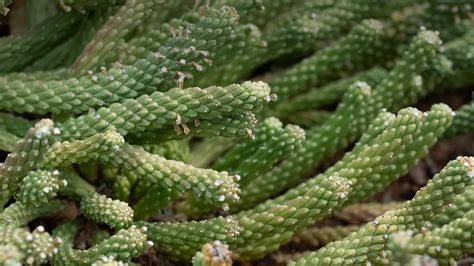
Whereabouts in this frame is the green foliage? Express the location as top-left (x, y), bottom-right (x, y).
top-left (445, 99), bottom-right (474, 137)
top-left (0, 0), bottom-right (473, 264)
top-left (192, 241), bottom-right (232, 266)
top-left (80, 192), bottom-right (133, 229)
top-left (290, 157), bottom-right (474, 265)
top-left (16, 170), bottom-right (66, 206)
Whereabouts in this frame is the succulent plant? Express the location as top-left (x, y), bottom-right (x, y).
top-left (0, 0), bottom-right (473, 265)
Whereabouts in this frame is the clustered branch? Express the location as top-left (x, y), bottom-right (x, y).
top-left (0, 0), bottom-right (473, 265)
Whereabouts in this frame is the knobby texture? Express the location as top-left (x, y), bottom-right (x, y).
top-left (0, 1), bottom-right (473, 265)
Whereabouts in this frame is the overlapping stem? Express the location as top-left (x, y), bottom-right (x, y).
top-left (239, 104), bottom-right (451, 260)
top-left (232, 81), bottom-right (373, 211)
top-left (71, 0), bottom-right (163, 75)
top-left (250, 104), bottom-right (453, 214)
top-left (0, 112), bottom-right (34, 137)
top-left (400, 209), bottom-right (474, 264)
top-left (40, 130), bottom-right (125, 168)
top-left (189, 137), bottom-right (235, 168)
top-left (0, 6), bottom-right (240, 114)
top-left (28, 8), bottom-right (115, 71)
top-left (138, 103), bottom-right (449, 261)
top-left (178, 117), bottom-right (305, 217)
top-left (0, 119), bottom-right (59, 208)
top-left (57, 81), bottom-right (270, 141)
top-left (136, 216), bottom-right (241, 261)
top-left (0, 201), bottom-right (64, 264)
top-left (0, 201), bottom-right (64, 227)
top-left (290, 157), bottom-right (474, 265)
top-left (102, 143), bottom-right (240, 209)
top-left (231, 176), bottom-right (352, 260)
top-left (268, 19), bottom-right (385, 102)
top-left (194, 0), bottom-right (404, 88)
top-left (55, 225), bottom-right (150, 265)
top-left (0, 226), bottom-right (61, 265)
top-left (0, 11), bottom-right (82, 73)
top-left (235, 30), bottom-right (443, 210)
top-left (271, 68), bottom-right (388, 117)
top-left (433, 184), bottom-right (474, 227)
top-left (214, 117), bottom-right (305, 187)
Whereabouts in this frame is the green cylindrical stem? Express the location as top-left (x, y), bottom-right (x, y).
top-left (127, 111), bottom-right (259, 143)
top-left (58, 167), bottom-right (96, 199)
top-left (215, 117), bottom-right (304, 187)
top-left (141, 174), bottom-right (351, 261)
top-left (137, 216), bottom-right (239, 261)
top-left (236, 30), bottom-right (443, 210)
top-left (57, 81), bottom-right (270, 140)
top-left (433, 184), bottom-right (474, 227)
top-left (445, 99), bottom-right (474, 137)
top-left (268, 19), bottom-right (384, 102)
top-left (0, 112), bottom-right (35, 137)
top-left (0, 11), bottom-right (82, 73)
top-left (177, 118), bottom-right (305, 217)
top-left (0, 128), bottom-right (19, 152)
top-left (0, 201), bottom-right (63, 227)
top-left (142, 139), bottom-right (189, 162)
top-left (0, 6), bottom-right (239, 115)
top-left (290, 157), bottom-right (474, 265)
top-left (232, 175), bottom-right (351, 260)
top-left (80, 193), bottom-right (133, 229)
top-left (71, 0), bottom-right (162, 75)
top-left (16, 170), bottom-right (66, 206)
top-left (233, 82), bottom-right (373, 210)
top-left (28, 9), bottom-right (114, 71)
top-left (0, 119), bottom-right (59, 208)
top-left (272, 68), bottom-right (388, 117)
top-left (132, 184), bottom-right (181, 220)
top-left (346, 104), bottom-right (453, 203)
top-left (56, 226), bottom-right (149, 265)
top-left (403, 210), bottom-right (474, 264)
top-left (41, 131), bottom-right (124, 168)
top-left (103, 144), bottom-right (240, 208)
top-left (0, 226), bottom-right (61, 265)
top-left (189, 137), bottom-right (234, 168)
